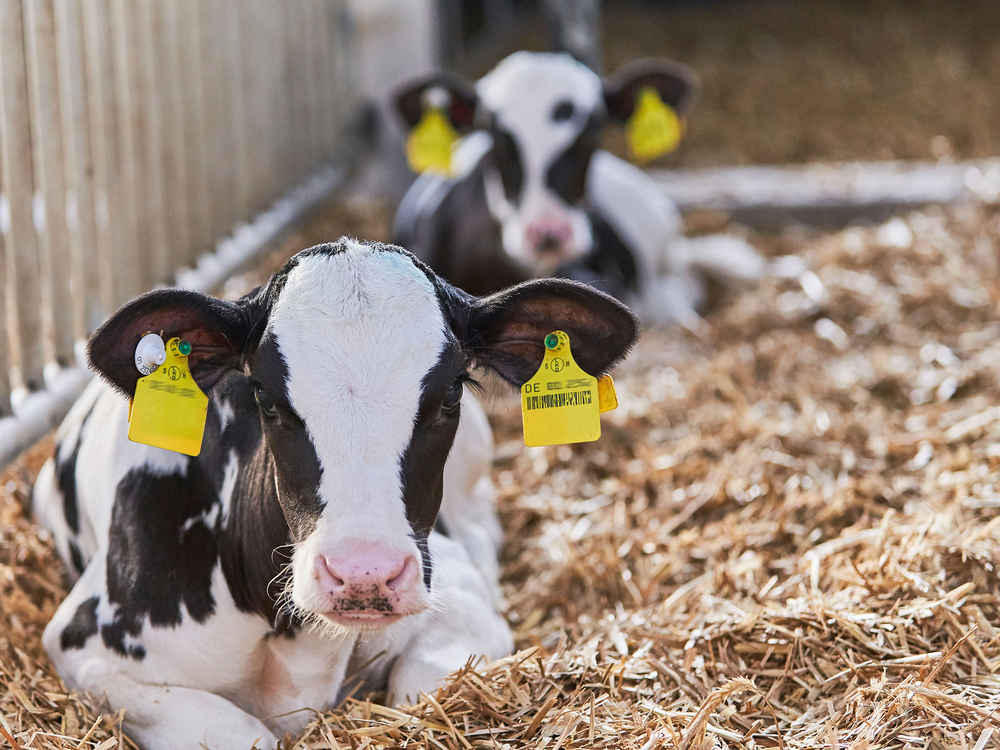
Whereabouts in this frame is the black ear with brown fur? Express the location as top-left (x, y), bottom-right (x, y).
top-left (603, 58), bottom-right (699, 122)
top-left (461, 279), bottom-right (638, 386)
top-left (88, 289), bottom-right (251, 399)
top-left (392, 72), bottom-right (479, 132)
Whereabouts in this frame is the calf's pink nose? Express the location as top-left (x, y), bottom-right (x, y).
top-left (526, 219), bottom-right (573, 252)
top-left (314, 539), bottom-right (418, 599)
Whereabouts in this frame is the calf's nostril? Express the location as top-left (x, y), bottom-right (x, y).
top-left (318, 555), bottom-right (346, 589)
top-left (538, 234), bottom-right (563, 254)
top-left (386, 556), bottom-right (416, 591)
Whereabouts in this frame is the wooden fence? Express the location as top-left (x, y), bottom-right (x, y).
top-left (0, 0), bottom-right (356, 431)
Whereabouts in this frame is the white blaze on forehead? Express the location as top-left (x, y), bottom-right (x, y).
top-left (267, 241), bottom-right (447, 547)
top-left (477, 51), bottom-right (602, 160)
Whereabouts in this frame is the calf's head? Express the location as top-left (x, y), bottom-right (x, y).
top-left (88, 239), bottom-right (637, 632)
top-left (395, 52), bottom-right (697, 272)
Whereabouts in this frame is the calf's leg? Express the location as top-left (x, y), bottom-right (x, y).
top-left (43, 564), bottom-right (278, 750)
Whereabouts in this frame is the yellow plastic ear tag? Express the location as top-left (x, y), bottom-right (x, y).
top-left (127, 337), bottom-right (208, 456)
top-left (522, 330), bottom-right (608, 447)
top-left (406, 107), bottom-right (457, 176)
top-left (626, 86), bottom-right (683, 163)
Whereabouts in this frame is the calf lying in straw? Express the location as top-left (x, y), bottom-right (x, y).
top-left (32, 238), bottom-right (637, 749)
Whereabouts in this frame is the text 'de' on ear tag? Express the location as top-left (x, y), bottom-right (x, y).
top-left (128, 337), bottom-right (208, 456)
top-left (521, 330), bottom-right (601, 447)
top-left (406, 107), bottom-right (458, 176)
top-left (626, 86), bottom-right (683, 164)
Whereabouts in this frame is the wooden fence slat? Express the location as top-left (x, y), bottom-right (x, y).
top-left (54, 0), bottom-right (101, 337)
top-left (0, 214), bottom-right (9, 412)
top-left (280, 3), bottom-right (299, 187)
top-left (24, 0), bottom-right (75, 367)
top-left (318, 0), bottom-right (340, 161)
top-left (328, 0), bottom-right (355, 155)
top-left (109, 0), bottom-right (144, 299)
top-left (257, 0), bottom-right (280, 209)
top-left (228, 1), bottom-right (251, 223)
top-left (81, 0), bottom-right (122, 317)
top-left (0, 0), bottom-right (46, 391)
top-left (239, 0), bottom-right (265, 216)
top-left (207, 0), bottom-right (234, 238)
top-left (156, 0), bottom-right (191, 278)
top-left (196, 0), bottom-right (226, 246)
top-left (177, 0), bottom-right (211, 265)
top-left (135, 0), bottom-right (170, 285)
top-left (267, 0), bottom-right (292, 206)
top-left (0, 187), bottom-right (9, 414)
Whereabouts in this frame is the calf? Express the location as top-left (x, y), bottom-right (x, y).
top-left (33, 238), bottom-right (637, 749)
top-left (393, 51), bottom-right (771, 328)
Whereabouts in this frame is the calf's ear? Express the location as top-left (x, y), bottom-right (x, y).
top-left (603, 58), bottom-right (698, 122)
top-left (392, 72), bottom-right (479, 133)
top-left (88, 289), bottom-right (251, 399)
top-left (455, 279), bottom-right (639, 386)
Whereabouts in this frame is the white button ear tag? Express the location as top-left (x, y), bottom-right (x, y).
top-left (134, 332), bottom-right (167, 375)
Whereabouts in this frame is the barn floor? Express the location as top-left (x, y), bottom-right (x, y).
top-left (2, 196), bottom-right (1000, 748)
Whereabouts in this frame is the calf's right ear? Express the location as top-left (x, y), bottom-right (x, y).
top-left (392, 72), bottom-right (479, 133)
top-left (88, 289), bottom-right (251, 399)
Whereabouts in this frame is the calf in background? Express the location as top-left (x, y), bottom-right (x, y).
top-left (393, 51), bottom-right (783, 328)
top-left (32, 238), bottom-right (637, 749)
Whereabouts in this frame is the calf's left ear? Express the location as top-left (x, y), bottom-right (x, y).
top-left (88, 289), bottom-right (250, 399)
top-left (603, 58), bottom-right (699, 122)
top-left (455, 279), bottom-right (639, 386)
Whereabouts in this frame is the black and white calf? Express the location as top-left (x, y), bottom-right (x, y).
top-left (393, 51), bottom-right (772, 327)
top-left (33, 238), bottom-right (637, 749)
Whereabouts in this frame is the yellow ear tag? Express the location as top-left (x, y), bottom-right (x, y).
top-left (522, 330), bottom-right (608, 447)
top-left (406, 107), bottom-right (457, 176)
top-left (127, 337), bottom-right (208, 456)
top-left (626, 86), bottom-right (683, 163)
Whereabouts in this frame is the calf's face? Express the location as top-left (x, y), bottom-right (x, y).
top-left (395, 52), bottom-right (697, 273)
top-left (88, 239), bottom-right (637, 633)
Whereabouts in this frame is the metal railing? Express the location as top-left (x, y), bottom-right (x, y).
top-left (0, 0), bottom-right (357, 463)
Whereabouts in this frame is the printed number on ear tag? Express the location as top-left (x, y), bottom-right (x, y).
top-left (128, 337), bottom-right (208, 456)
top-left (626, 86), bottom-right (683, 163)
top-left (406, 107), bottom-right (457, 176)
top-left (521, 331), bottom-right (618, 447)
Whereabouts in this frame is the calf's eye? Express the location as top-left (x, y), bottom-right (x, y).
top-left (252, 383), bottom-right (280, 420)
top-left (552, 99), bottom-right (575, 122)
top-left (441, 378), bottom-right (466, 416)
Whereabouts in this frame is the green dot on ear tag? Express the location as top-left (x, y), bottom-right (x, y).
top-left (545, 333), bottom-right (559, 350)
top-left (178, 340), bottom-right (192, 356)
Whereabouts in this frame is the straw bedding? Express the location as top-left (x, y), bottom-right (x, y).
top-left (2, 197), bottom-right (999, 748)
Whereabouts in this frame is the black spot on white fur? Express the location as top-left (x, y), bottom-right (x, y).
top-left (60, 595), bottom-right (99, 650)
